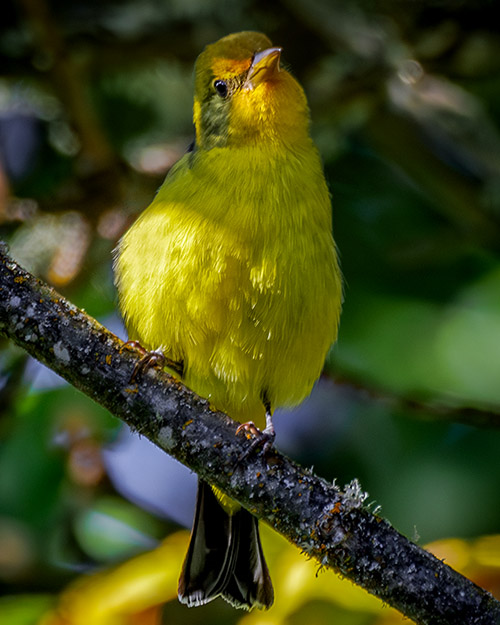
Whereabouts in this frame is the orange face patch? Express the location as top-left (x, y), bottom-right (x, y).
top-left (211, 57), bottom-right (251, 81)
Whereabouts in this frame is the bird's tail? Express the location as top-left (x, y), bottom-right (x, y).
top-left (178, 479), bottom-right (274, 610)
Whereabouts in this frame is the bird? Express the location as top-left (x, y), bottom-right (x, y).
top-left (114, 30), bottom-right (342, 611)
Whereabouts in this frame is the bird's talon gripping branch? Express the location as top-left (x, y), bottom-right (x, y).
top-left (126, 343), bottom-right (184, 383)
top-left (236, 412), bottom-right (276, 464)
top-left (130, 348), bottom-right (166, 383)
top-left (236, 429), bottom-right (275, 464)
top-left (123, 339), bottom-right (147, 355)
top-left (235, 421), bottom-right (260, 438)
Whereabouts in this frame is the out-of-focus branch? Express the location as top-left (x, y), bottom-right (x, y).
top-left (364, 110), bottom-right (500, 249)
top-left (1, 245), bottom-right (500, 625)
top-left (18, 0), bottom-right (116, 173)
top-left (285, 0), bottom-right (500, 251)
top-left (331, 373), bottom-right (500, 429)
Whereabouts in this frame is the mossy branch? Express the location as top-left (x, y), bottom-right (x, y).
top-left (1, 245), bottom-right (499, 625)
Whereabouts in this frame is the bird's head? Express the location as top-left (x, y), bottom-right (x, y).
top-left (193, 31), bottom-right (310, 150)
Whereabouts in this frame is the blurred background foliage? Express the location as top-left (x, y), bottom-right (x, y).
top-left (1, 0), bottom-right (500, 623)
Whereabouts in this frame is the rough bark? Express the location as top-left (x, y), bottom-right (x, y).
top-left (1, 245), bottom-right (499, 625)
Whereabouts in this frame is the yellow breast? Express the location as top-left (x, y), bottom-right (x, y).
top-left (115, 141), bottom-right (341, 427)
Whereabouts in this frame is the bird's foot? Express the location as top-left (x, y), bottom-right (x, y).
top-left (124, 341), bottom-right (183, 382)
top-left (235, 414), bottom-right (275, 464)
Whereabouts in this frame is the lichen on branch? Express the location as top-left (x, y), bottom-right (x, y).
top-left (1, 245), bottom-right (499, 625)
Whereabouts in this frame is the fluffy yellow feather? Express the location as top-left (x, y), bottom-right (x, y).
top-left (114, 31), bottom-right (342, 611)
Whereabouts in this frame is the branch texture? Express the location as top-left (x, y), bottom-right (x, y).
top-left (1, 245), bottom-right (499, 625)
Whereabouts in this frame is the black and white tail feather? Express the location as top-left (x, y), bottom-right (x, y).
top-left (178, 479), bottom-right (274, 610)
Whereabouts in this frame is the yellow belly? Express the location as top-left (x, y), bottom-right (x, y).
top-left (115, 146), bottom-right (342, 428)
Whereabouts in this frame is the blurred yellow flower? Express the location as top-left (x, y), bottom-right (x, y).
top-left (39, 531), bottom-right (188, 625)
top-left (35, 527), bottom-right (500, 625)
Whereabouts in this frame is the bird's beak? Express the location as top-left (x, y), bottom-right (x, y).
top-left (245, 47), bottom-right (282, 89)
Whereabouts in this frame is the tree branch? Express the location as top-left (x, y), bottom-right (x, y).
top-left (18, 0), bottom-right (116, 172)
top-left (1, 244), bottom-right (499, 625)
top-left (333, 374), bottom-right (500, 429)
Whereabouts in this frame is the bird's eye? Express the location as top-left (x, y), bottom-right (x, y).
top-left (213, 80), bottom-right (228, 98)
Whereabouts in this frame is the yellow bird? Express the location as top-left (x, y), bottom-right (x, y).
top-left (114, 31), bottom-right (342, 610)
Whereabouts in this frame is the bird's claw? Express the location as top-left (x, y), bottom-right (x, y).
top-left (123, 341), bottom-right (166, 383)
top-left (235, 421), bottom-right (261, 437)
top-left (130, 349), bottom-right (166, 384)
top-left (235, 420), bottom-right (276, 465)
top-left (124, 340), bottom-right (147, 355)
top-left (124, 341), bottom-right (184, 383)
